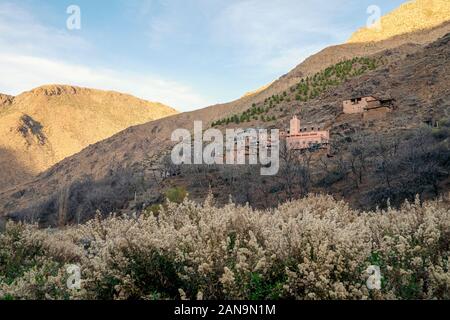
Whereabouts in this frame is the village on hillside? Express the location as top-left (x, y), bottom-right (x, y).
top-left (280, 95), bottom-right (396, 152)
top-left (231, 95), bottom-right (397, 157)
top-left (159, 95), bottom-right (397, 169)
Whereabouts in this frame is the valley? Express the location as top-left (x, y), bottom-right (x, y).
top-left (0, 0), bottom-right (449, 302)
top-left (1, 29), bottom-right (449, 226)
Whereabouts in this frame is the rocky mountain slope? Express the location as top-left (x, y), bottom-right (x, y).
top-left (1, 30), bottom-right (449, 226)
top-left (0, 94), bottom-right (13, 106)
top-left (348, 0), bottom-right (450, 43)
top-left (0, 85), bottom-right (177, 191)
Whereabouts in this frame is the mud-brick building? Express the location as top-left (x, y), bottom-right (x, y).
top-left (343, 96), bottom-right (379, 114)
top-left (285, 116), bottom-right (330, 151)
top-left (343, 96), bottom-right (395, 120)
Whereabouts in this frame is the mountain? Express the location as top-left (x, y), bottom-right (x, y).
top-left (348, 0), bottom-right (450, 43)
top-left (2, 31), bottom-right (449, 227)
top-left (0, 1), bottom-right (449, 227)
top-left (0, 85), bottom-right (177, 191)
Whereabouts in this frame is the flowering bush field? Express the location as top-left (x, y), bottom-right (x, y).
top-left (0, 194), bottom-right (448, 300)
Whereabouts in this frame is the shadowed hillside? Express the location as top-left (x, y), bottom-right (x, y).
top-left (0, 85), bottom-right (177, 191)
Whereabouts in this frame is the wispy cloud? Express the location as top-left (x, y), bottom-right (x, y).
top-left (0, 1), bottom-right (211, 110)
top-left (0, 2), bottom-right (88, 57)
top-left (132, 0), bottom-right (354, 77)
top-left (0, 53), bottom-right (212, 109)
top-left (212, 0), bottom-right (353, 74)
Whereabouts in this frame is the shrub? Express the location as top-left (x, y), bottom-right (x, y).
top-left (164, 187), bottom-right (187, 204)
top-left (0, 194), bottom-right (448, 300)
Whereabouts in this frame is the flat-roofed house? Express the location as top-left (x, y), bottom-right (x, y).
top-left (343, 96), bottom-right (380, 114)
top-left (363, 98), bottom-right (395, 121)
top-left (343, 96), bottom-right (395, 120)
top-left (286, 116), bottom-right (330, 151)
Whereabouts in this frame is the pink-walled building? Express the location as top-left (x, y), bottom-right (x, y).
top-left (285, 116), bottom-right (330, 151)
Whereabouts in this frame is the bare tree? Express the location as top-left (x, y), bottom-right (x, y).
top-left (278, 142), bottom-right (298, 200)
top-left (277, 142), bottom-right (312, 200)
top-left (348, 134), bottom-right (373, 188)
top-left (298, 151), bottom-right (313, 197)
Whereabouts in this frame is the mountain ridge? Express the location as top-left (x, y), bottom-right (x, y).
top-left (0, 85), bottom-right (177, 191)
top-left (348, 0), bottom-right (450, 43)
top-left (198, 20), bottom-right (450, 126)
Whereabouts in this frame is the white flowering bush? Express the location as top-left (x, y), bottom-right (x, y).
top-left (0, 194), bottom-right (448, 300)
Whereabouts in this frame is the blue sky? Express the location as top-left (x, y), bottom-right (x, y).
top-left (0, 0), bottom-right (406, 111)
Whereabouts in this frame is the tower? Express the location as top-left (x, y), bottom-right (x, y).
top-left (290, 115), bottom-right (301, 135)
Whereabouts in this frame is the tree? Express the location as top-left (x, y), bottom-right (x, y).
top-left (348, 134), bottom-right (373, 188)
top-left (278, 143), bottom-right (312, 200)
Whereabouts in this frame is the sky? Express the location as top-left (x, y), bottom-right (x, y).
top-left (0, 0), bottom-right (406, 111)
